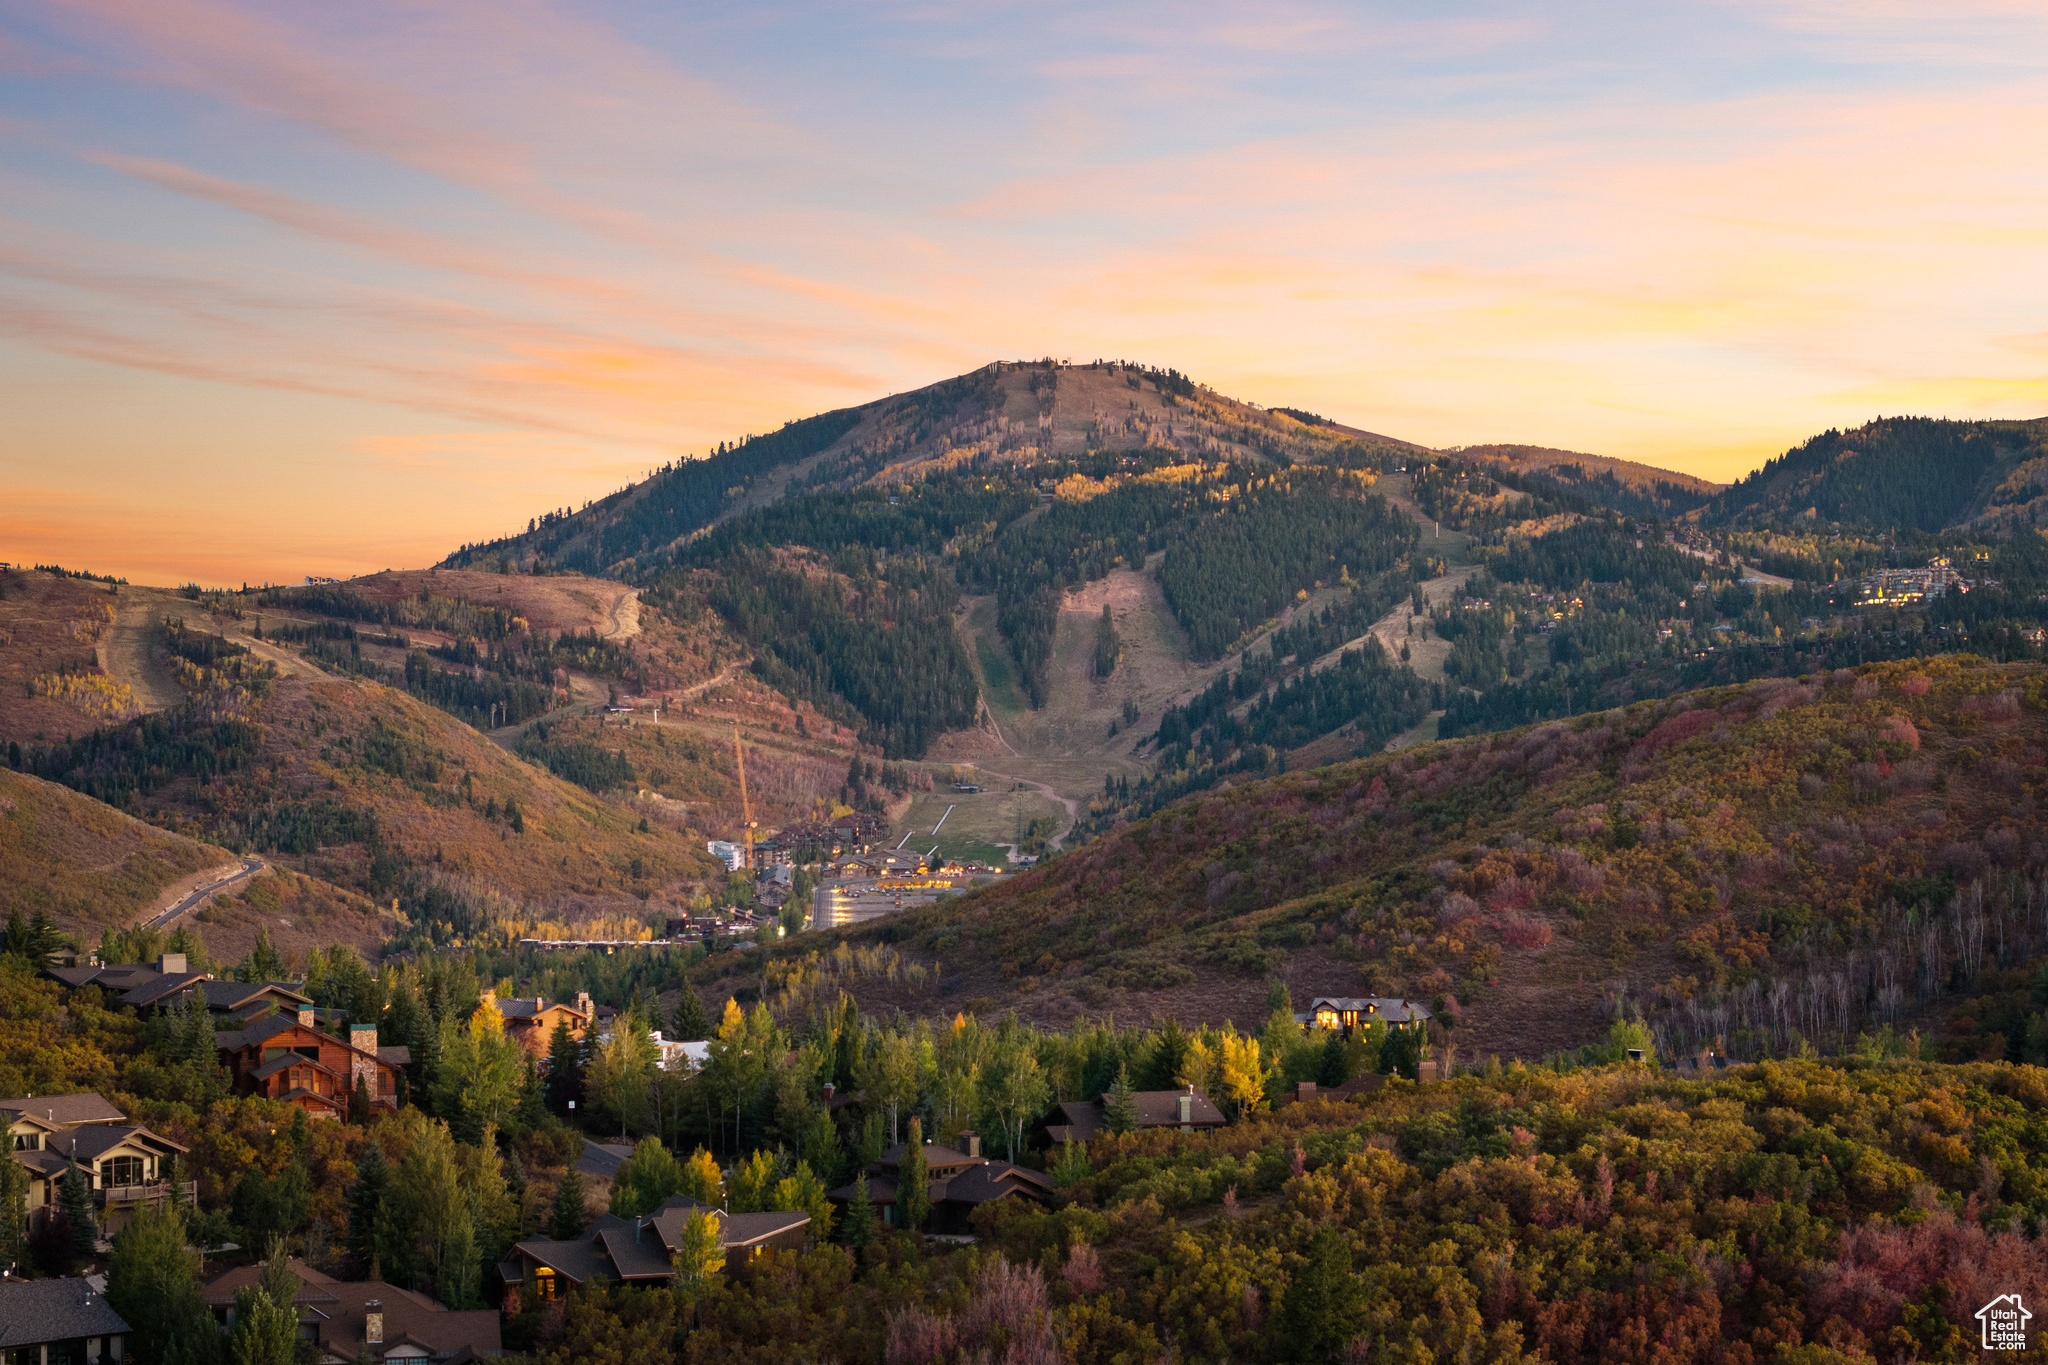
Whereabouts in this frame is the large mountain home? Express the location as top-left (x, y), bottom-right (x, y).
top-left (824, 1134), bottom-right (1055, 1234)
top-left (201, 1259), bottom-right (501, 1363)
top-left (505, 1196), bottom-right (809, 1303)
top-left (214, 1014), bottom-right (410, 1119)
top-left (1297, 996), bottom-right (1432, 1034)
top-left (483, 989), bottom-right (591, 1058)
top-left (0, 1278), bottom-right (133, 1364)
top-left (1043, 1086), bottom-right (1228, 1144)
top-left (3, 1093), bottom-right (192, 1236)
top-left (45, 954), bottom-right (312, 1023)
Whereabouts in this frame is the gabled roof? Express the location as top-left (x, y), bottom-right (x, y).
top-left (376, 1045), bottom-right (412, 1067)
top-left (50, 1123), bottom-right (189, 1162)
top-left (250, 1052), bottom-right (345, 1082)
top-left (875, 1141), bottom-right (981, 1172)
top-left (0, 1093), bottom-right (127, 1127)
top-left (213, 1013), bottom-right (301, 1052)
top-left (0, 1278), bottom-right (133, 1347)
top-left (215, 1015), bottom-right (401, 1071)
top-left (200, 1260), bottom-right (499, 1360)
top-left (195, 979), bottom-right (311, 1011)
top-left (117, 972), bottom-right (212, 1008)
top-left (1307, 996), bottom-right (1432, 1024)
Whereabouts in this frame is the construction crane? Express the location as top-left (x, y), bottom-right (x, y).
top-left (733, 726), bottom-right (755, 871)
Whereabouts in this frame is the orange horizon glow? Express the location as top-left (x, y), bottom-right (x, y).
top-left (3, 1), bottom-right (2046, 586)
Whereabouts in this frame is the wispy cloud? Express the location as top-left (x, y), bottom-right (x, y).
top-left (2, 0), bottom-right (2045, 581)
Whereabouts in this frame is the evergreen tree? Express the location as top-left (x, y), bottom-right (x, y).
top-left (515, 1053), bottom-right (546, 1132)
top-left (832, 995), bottom-right (860, 1090)
top-left (165, 923), bottom-right (210, 973)
top-left (107, 1203), bottom-right (216, 1365)
top-left (241, 927), bottom-right (288, 984)
top-left (1316, 1031), bottom-right (1350, 1087)
top-left (548, 1168), bottom-right (587, 1240)
top-left (346, 1143), bottom-right (388, 1277)
top-left (671, 989), bottom-right (710, 1043)
top-left (410, 1008), bottom-right (444, 1117)
top-left (1104, 1064), bottom-right (1140, 1136)
top-left (896, 1117), bottom-right (929, 1233)
top-left (2, 907), bottom-right (30, 962)
top-left (163, 1154), bottom-right (190, 1218)
top-left (1275, 1226), bottom-right (1362, 1363)
top-left (543, 1016), bottom-right (584, 1116)
top-left (842, 1173), bottom-right (874, 1249)
top-left (228, 1241), bottom-right (298, 1365)
top-left (0, 1152), bottom-right (28, 1275)
top-left (350, 1075), bottom-right (372, 1125)
top-left (59, 1157), bottom-right (96, 1261)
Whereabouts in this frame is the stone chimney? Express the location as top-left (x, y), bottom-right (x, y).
top-left (1178, 1091), bottom-right (1193, 1125)
top-left (575, 991), bottom-right (593, 1018)
top-left (364, 1301), bottom-right (382, 1345)
top-left (351, 1025), bottom-right (378, 1054)
top-left (297, 1008), bottom-right (316, 1028)
top-left (158, 953), bottom-right (187, 975)
top-left (821, 1082), bottom-right (835, 1102)
top-left (959, 1131), bottom-right (980, 1159)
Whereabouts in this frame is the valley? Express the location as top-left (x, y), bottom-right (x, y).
top-left (10, 364), bottom-right (2048, 1073)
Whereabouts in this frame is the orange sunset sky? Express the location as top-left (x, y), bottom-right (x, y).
top-left (2, 0), bottom-right (2046, 586)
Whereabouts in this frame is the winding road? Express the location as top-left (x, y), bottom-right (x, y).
top-left (147, 857), bottom-right (265, 931)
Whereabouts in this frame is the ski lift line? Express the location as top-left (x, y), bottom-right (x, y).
top-left (930, 804), bottom-right (956, 836)
top-left (894, 830), bottom-right (914, 850)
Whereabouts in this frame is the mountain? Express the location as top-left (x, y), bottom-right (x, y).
top-left (444, 361), bottom-right (1425, 578)
top-left (1701, 415), bottom-right (2048, 533)
top-left (2, 571), bottom-right (733, 949)
top-left (824, 655), bottom-right (2048, 1066)
top-left (1454, 443), bottom-right (1723, 520)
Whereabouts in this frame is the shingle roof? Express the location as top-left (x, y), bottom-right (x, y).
top-left (196, 979), bottom-right (310, 1011)
top-left (0, 1093), bottom-right (126, 1127)
top-left (201, 1260), bottom-right (499, 1360)
top-left (875, 1141), bottom-right (981, 1172)
top-left (0, 1278), bottom-right (133, 1347)
top-left (376, 1045), bottom-right (412, 1067)
top-left (1307, 996), bottom-right (1432, 1024)
top-left (117, 972), bottom-right (212, 1008)
top-left (1130, 1089), bottom-right (1226, 1128)
top-left (213, 1013), bottom-right (300, 1052)
top-left (49, 1123), bottom-right (188, 1162)
top-left (598, 1226), bottom-right (675, 1279)
top-left (250, 1053), bottom-right (343, 1082)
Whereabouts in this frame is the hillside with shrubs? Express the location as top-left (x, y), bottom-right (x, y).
top-left (877, 656), bottom-right (2048, 1067)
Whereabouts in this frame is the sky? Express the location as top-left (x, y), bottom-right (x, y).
top-left (2, 1), bottom-right (2045, 586)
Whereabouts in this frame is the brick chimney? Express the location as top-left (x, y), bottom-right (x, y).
top-left (821, 1082), bottom-right (835, 1102)
top-left (158, 953), bottom-right (187, 975)
top-left (1297, 1080), bottom-right (1317, 1101)
top-left (958, 1131), bottom-right (980, 1159)
top-left (364, 1301), bottom-right (382, 1345)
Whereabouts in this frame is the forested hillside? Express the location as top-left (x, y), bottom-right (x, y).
top-left (1702, 416), bottom-right (2048, 532)
top-left (854, 656), bottom-right (2048, 1070)
top-left (3, 623), bottom-right (723, 948)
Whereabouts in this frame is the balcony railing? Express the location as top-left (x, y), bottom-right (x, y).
top-left (98, 1180), bottom-right (198, 1208)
